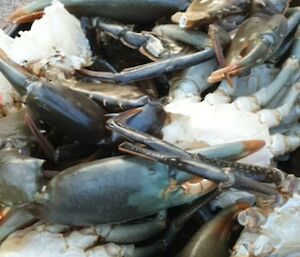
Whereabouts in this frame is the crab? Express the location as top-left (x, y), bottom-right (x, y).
top-left (162, 49), bottom-right (300, 167)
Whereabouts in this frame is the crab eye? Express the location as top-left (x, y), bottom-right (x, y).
top-left (261, 33), bottom-right (275, 46)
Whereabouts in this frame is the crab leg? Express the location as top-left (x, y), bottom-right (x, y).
top-left (107, 112), bottom-right (265, 160)
top-left (205, 64), bottom-right (278, 105)
top-left (287, 7), bottom-right (300, 34)
top-left (110, 112), bottom-right (284, 185)
top-left (280, 104), bottom-right (300, 125)
top-left (80, 49), bottom-right (215, 84)
top-left (76, 211), bottom-right (168, 244)
top-left (90, 17), bottom-right (172, 61)
top-left (168, 58), bottom-right (217, 100)
top-left (162, 189), bottom-right (219, 244)
top-left (152, 24), bottom-right (211, 50)
top-left (107, 110), bottom-right (190, 157)
top-left (190, 141), bottom-right (265, 161)
top-left (208, 24), bottom-right (233, 85)
top-left (106, 190), bottom-right (217, 257)
top-left (119, 142), bottom-right (281, 199)
top-left (270, 123), bottom-right (300, 156)
top-left (258, 82), bottom-right (300, 128)
top-left (265, 70), bottom-right (300, 108)
top-left (132, 189), bottom-right (219, 256)
top-left (233, 58), bottom-right (299, 111)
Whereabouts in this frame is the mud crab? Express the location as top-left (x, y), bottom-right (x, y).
top-left (1, 1), bottom-right (300, 257)
top-left (0, 131), bottom-right (265, 225)
top-left (110, 118), bottom-right (300, 257)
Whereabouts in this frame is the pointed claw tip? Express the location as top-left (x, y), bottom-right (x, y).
top-left (207, 73), bottom-right (224, 84)
top-left (118, 142), bottom-right (128, 151)
top-left (208, 63), bottom-right (242, 84)
top-left (243, 140), bottom-right (265, 153)
top-left (171, 12), bottom-right (183, 25)
top-left (8, 7), bottom-right (27, 23)
top-left (9, 10), bottom-right (44, 24)
top-left (106, 108), bottom-right (142, 131)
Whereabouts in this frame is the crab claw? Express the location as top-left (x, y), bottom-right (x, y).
top-left (171, 0), bottom-right (249, 29)
top-left (178, 203), bottom-right (250, 257)
top-left (208, 14), bottom-right (287, 84)
top-left (8, 0), bottom-right (50, 23)
top-left (0, 49), bottom-right (36, 95)
top-left (207, 41), bottom-right (270, 84)
top-left (172, 11), bottom-right (209, 29)
top-left (9, 9), bottom-right (44, 24)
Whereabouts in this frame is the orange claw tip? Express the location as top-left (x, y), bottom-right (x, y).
top-left (207, 72), bottom-right (225, 84)
top-left (171, 12), bottom-right (183, 23)
top-left (0, 207), bottom-right (11, 221)
top-left (242, 139), bottom-right (266, 154)
top-left (8, 9), bottom-right (44, 24)
top-left (8, 6), bottom-right (28, 22)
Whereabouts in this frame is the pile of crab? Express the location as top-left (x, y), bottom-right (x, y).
top-left (1, 0), bottom-right (300, 256)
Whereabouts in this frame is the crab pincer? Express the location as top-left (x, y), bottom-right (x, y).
top-left (108, 114), bottom-right (284, 186)
top-left (208, 14), bottom-right (288, 84)
top-left (107, 112), bottom-right (266, 160)
top-left (120, 141), bottom-right (282, 201)
top-left (108, 113), bottom-right (284, 200)
top-left (172, 0), bottom-right (249, 30)
top-left (0, 49), bottom-right (107, 146)
top-left (80, 48), bottom-right (215, 84)
top-left (178, 203), bottom-right (250, 257)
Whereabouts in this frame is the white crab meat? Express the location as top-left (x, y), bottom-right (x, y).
top-left (0, 222), bottom-right (134, 257)
top-left (0, 0), bottom-right (92, 77)
top-left (232, 193), bottom-right (300, 257)
top-left (163, 99), bottom-right (273, 166)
